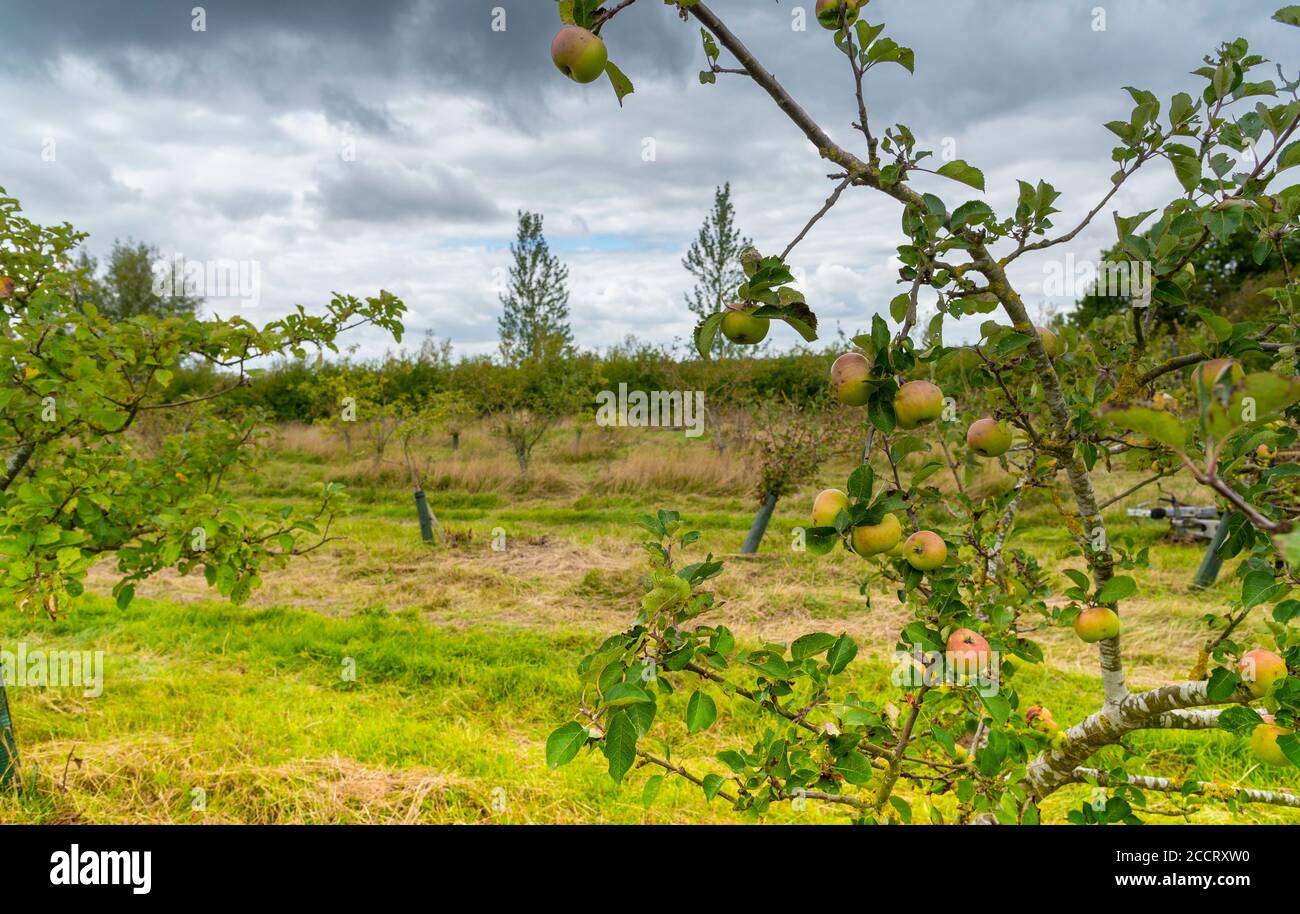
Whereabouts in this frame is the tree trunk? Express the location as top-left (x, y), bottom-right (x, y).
top-left (574, 428), bottom-right (582, 449)
top-left (741, 493), bottom-right (778, 554)
top-left (515, 442), bottom-right (529, 478)
top-left (451, 431), bottom-right (460, 451)
top-left (0, 666), bottom-right (18, 791)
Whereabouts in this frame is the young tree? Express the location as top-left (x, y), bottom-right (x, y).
top-left (498, 210), bottom-right (573, 365)
top-left (0, 189), bottom-right (404, 786)
top-left (684, 183), bottom-right (753, 357)
top-left (544, 2), bottom-right (1300, 822)
top-left (88, 239), bottom-right (203, 321)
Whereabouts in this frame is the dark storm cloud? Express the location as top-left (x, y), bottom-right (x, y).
top-left (320, 85), bottom-right (401, 135)
top-left (308, 159), bottom-right (501, 223)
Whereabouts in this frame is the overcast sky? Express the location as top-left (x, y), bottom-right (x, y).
top-left (0, 0), bottom-right (1292, 359)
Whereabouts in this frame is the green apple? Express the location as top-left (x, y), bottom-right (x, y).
top-left (966, 417), bottom-right (1013, 458)
top-left (851, 512), bottom-right (903, 556)
top-left (902, 530), bottom-right (947, 570)
top-left (893, 380), bottom-right (944, 429)
top-left (1074, 606), bottom-right (1121, 643)
top-left (1036, 326), bottom-right (1062, 359)
top-left (830, 352), bottom-right (872, 406)
top-left (811, 488), bottom-right (849, 528)
top-left (551, 26), bottom-right (608, 84)
top-left (720, 306), bottom-right (770, 345)
top-left (815, 0), bottom-right (860, 29)
top-left (1239, 649), bottom-right (1288, 699)
top-left (1251, 716), bottom-right (1292, 767)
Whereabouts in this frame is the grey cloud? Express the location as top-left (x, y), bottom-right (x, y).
top-left (308, 159), bottom-right (501, 223)
top-left (195, 188), bottom-right (296, 222)
top-left (320, 84), bottom-right (401, 135)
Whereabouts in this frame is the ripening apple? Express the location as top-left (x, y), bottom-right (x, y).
top-left (851, 512), bottom-right (903, 556)
top-left (815, 0), bottom-right (860, 29)
top-left (0, 276), bottom-right (14, 298)
top-left (1250, 715), bottom-right (1292, 767)
top-left (893, 380), bottom-right (944, 429)
top-left (902, 530), bottom-right (947, 570)
top-left (830, 352), bottom-right (872, 406)
top-left (550, 26), bottom-right (609, 84)
top-left (1074, 606), bottom-right (1121, 643)
top-left (946, 628), bottom-right (991, 672)
top-left (1035, 326), bottom-right (1062, 359)
top-left (966, 417), bottom-right (1013, 458)
top-left (720, 305), bottom-right (770, 345)
top-left (1025, 705), bottom-right (1059, 734)
top-left (811, 488), bottom-right (849, 528)
top-left (1191, 357), bottom-right (1244, 396)
top-left (1239, 649), bottom-right (1288, 699)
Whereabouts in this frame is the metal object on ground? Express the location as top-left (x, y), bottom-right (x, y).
top-left (1192, 515), bottom-right (1230, 589)
top-left (1125, 497), bottom-right (1220, 542)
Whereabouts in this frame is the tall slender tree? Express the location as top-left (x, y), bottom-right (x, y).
top-left (498, 210), bottom-right (572, 365)
top-left (683, 183), bottom-right (752, 356)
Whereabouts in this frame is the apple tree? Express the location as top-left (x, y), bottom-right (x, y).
top-left (547, 1), bottom-right (1300, 821)
top-left (0, 189), bottom-right (404, 785)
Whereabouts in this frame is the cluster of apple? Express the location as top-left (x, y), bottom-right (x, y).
top-left (811, 487), bottom-right (945, 568)
top-left (1240, 649), bottom-right (1293, 766)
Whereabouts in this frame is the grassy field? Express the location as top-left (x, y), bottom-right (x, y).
top-left (2, 421), bottom-right (1296, 824)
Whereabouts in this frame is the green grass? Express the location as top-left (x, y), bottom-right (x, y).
top-left (1, 423), bottom-right (1296, 824)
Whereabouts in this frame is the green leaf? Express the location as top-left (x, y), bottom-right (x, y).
top-left (1098, 575), bottom-right (1137, 604)
top-left (701, 773), bottom-right (726, 802)
top-left (546, 721), bottom-right (587, 769)
top-left (1206, 666), bottom-right (1241, 702)
top-left (1279, 140), bottom-right (1300, 172)
top-left (1273, 5), bottom-right (1300, 27)
top-left (605, 61), bottom-right (635, 107)
top-left (1280, 733), bottom-right (1300, 767)
top-left (791, 632), bottom-right (838, 661)
top-left (1167, 143), bottom-right (1201, 192)
top-left (602, 711), bottom-right (638, 784)
top-left (693, 312), bottom-right (724, 359)
top-left (826, 634), bottom-right (858, 675)
top-left (1242, 569), bottom-right (1289, 609)
top-left (936, 160), bottom-right (986, 192)
top-left (602, 682), bottom-right (655, 707)
top-left (1217, 705), bottom-right (1265, 735)
top-left (846, 464), bottom-right (874, 501)
top-left (686, 690), bottom-right (717, 734)
top-left (641, 774), bottom-right (664, 808)
top-left (1101, 405), bottom-right (1184, 449)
